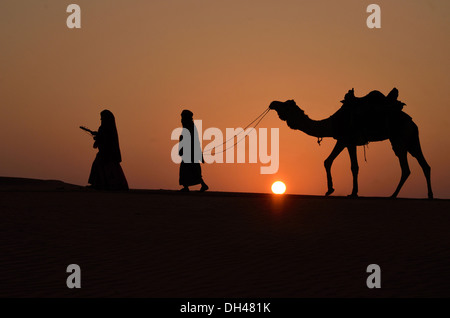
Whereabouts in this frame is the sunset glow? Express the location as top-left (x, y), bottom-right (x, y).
top-left (272, 181), bottom-right (286, 195)
top-left (0, 1), bottom-right (448, 198)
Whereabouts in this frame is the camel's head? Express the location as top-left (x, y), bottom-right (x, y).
top-left (269, 100), bottom-right (305, 121)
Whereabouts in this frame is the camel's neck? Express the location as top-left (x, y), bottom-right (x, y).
top-left (288, 114), bottom-right (334, 138)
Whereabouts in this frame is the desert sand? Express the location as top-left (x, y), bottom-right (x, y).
top-left (1, 177), bottom-right (449, 298)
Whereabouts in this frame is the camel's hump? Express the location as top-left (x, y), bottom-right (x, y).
top-left (340, 88), bottom-right (405, 111)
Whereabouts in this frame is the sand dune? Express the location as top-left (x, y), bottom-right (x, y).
top-left (0, 177), bottom-right (449, 297)
top-left (0, 177), bottom-right (82, 191)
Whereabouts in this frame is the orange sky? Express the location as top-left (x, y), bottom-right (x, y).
top-left (1, 0), bottom-right (449, 198)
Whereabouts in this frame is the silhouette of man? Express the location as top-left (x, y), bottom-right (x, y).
top-left (178, 109), bottom-right (209, 192)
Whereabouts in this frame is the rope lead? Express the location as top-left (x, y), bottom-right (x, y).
top-left (203, 107), bottom-right (271, 156)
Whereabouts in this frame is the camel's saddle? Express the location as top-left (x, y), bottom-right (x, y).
top-left (333, 88), bottom-right (406, 145)
top-left (340, 87), bottom-right (405, 111)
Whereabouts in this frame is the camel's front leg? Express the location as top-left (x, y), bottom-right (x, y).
top-left (324, 141), bottom-right (345, 196)
top-left (347, 145), bottom-right (359, 197)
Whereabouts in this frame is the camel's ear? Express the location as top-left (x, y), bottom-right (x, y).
top-left (285, 99), bottom-right (296, 106)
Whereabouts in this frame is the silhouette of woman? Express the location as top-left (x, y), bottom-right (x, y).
top-left (88, 110), bottom-right (129, 190)
top-left (179, 110), bottom-right (209, 192)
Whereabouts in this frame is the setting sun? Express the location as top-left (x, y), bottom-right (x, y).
top-left (271, 181), bottom-right (286, 194)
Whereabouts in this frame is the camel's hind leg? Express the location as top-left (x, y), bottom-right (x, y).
top-left (408, 135), bottom-right (433, 199)
top-left (391, 148), bottom-right (410, 199)
top-left (347, 145), bottom-right (359, 197)
top-left (324, 140), bottom-right (345, 196)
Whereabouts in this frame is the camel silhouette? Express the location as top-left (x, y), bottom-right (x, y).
top-left (269, 88), bottom-right (433, 199)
